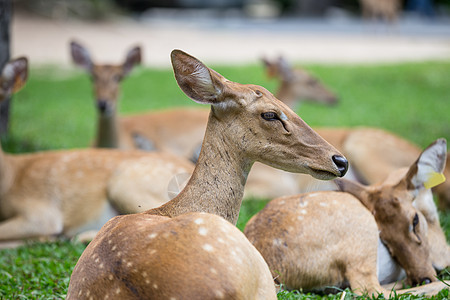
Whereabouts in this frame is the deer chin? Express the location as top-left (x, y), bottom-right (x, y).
top-left (307, 168), bottom-right (338, 180)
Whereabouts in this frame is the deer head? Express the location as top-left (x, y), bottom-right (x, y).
top-left (172, 50), bottom-right (348, 180)
top-left (336, 138), bottom-right (447, 287)
top-left (262, 56), bottom-right (338, 106)
top-left (70, 40), bottom-right (141, 117)
top-left (0, 57), bottom-right (28, 102)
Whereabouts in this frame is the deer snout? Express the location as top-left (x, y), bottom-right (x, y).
top-left (97, 99), bottom-right (109, 114)
top-left (332, 155), bottom-right (348, 177)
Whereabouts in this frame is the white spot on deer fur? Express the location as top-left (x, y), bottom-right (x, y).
top-left (117, 251), bottom-right (122, 257)
top-left (108, 274), bottom-right (113, 280)
top-left (78, 290), bottom-right (82, 297)
top-left (142, 271), bottom-right (148, 278)
top-left (279, 200), bottom-right (285, 205)
top-left (210, 268), bottom-right (217, 274)
top-left (145, 279), bottom-right (150, 284)
top-left (199, 227), bottom-right (208, 236)
top-left (297, 215), bottom-right (304, 221)
top-left (215, 290), bottom-right (225, 298)
top-left (99, 263), bottom-right (104, 269)
top-left (170, 297), bottom-right (177, 300)
top-left (115, 288), bottom-right (121, 294)
top-left (95, 258), bottom-right (100, 263)
top-left (273, 239), bottom-right (283, 246)
top-left (319, 202), bottom-right (328, 207)
top-left (111, 245), bottom-right (117, 251)
top-left (108, 240), bottom-right (112, 244)
top-left (127, 262), bottom-right (133, 268)
top-left (148, 233), bottom-right (158, 239)
top-left (153, 284), bottom-right (158, 289)
top-left (203, 244), bottom-right (214, 252)
top-left (149, 249), bottom-right (157, 255)
top-left (217, 237), bottom-right (225, 243)
top-left (299, 201), bottom-right (308, 208)
top-left (195, 218), bottom-right (204, 225)
top-left (300, 209), bottom-right (307, 215)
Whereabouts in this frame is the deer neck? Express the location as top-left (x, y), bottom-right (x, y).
top-left (0, 144), bottom-right (14, 196)
top-left (96, 113), bottom-right (119, 148)
top-left (148, 110), bottom-right (252, 225)
top-left (276, 80), bottom-right (296, 109)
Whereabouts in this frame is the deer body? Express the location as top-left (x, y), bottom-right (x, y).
top-left (245, 139), bottom-right (449, 297)
top-left (67, 50), bottom-right (347, 299)
top-left (0, 148), bottom-right (194, 243)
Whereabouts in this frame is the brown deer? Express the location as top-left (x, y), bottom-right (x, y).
top-left (70, 40), bottom-right (209, 158)
top-left (245, 139), bottom-right (449, 297)
top-left (261, 56), bottom-right (338, 107)
top-left (359, 0), bottom-right (402, 22)
top-left (66, 49), bottom-right (348, 299)
top-left (0, 57), bottom-right (195, 248)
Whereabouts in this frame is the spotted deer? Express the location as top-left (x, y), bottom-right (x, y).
top-left (66, 49), bottom-right (348, 299)
top-left (0, 57), bottom-right (195, 248)
top-left (245, 139), bottom-right (449, 297)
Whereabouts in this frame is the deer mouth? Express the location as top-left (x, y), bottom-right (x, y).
top-left (308, 168), bottom-right (339, 180)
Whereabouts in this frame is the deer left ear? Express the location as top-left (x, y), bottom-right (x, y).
top-left (171, 49), bottom-right (226, 106)
top-left (2, 57), bottom-right (28, 95)
top-left (123, 46), bottom-right (141, 76)
top-left (404, 138), bottom-right (447, 191)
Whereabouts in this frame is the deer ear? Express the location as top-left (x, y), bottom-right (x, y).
top-left (70, 40), bottom-right (93, 72)
top-left (123, 46), bottom-right (141, 76)
top-left (1, 57), bottom-right (28, 95)
top-left (171, 49), bottom-right (226, 105)
top-left (404, 138), bottom-right (447, 191)
top-left (334, 178), bottom-right (375, 212)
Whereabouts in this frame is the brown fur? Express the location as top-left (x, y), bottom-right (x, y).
top-left (67, 49), bottom-right (346, 299)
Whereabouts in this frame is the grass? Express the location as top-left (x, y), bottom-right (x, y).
top-left (1, 60), bottom-right (449, 299)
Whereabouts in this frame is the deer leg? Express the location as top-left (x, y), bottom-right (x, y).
top-left (0, 204), bottom-right (63, 241)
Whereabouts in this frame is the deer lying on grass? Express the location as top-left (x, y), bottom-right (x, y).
top-left (261, 56), bottom-right (338, 107)
top-left (245, 138), bottom-right (449, 297)
top-left (66, 49), bottom-right (348, 299)
top-left (0, 57), bottom-right (195, 248)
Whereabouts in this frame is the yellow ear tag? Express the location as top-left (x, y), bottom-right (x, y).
top-left (424, 172), bottom-right (446, 189)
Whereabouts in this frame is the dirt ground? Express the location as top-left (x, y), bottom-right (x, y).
top-left (10, 11), bottom-right (450, 68)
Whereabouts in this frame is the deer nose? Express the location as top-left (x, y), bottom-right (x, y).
top-left (332, 155), bottom-right (348, 177)
top-left (97, 100), bottom-right (108, 113)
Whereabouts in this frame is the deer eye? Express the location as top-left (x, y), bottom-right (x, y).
top-left (412, 213), bottom-right (419, 230)
top-left (255, 90), bottom-right (262, 97)
top-left (261, 112), bottom-right (278, 121)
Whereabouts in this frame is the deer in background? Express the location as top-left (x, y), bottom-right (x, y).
top-left (359, 0), bottom-right (402, 22)
top-left (262, 56), bottom-right (338, 107)
top-left (0, 56), bottom-right (195, 248)
top-left (67, 49), bottom-right (348, 299)
top-left (245, 139), bottom-right (449, 297)
top-left (70, 40), bottom-right (209, 158)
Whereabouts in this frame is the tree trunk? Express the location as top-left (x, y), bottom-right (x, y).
top-left (0, 0), bottom-right (12, 136)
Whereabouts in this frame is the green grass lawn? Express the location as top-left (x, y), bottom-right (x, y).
top-left (0, 60), bottom-right (449, 299)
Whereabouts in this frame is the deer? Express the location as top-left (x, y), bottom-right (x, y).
top-left (261, 56), bottom-right (338, 107)
top-left (245, 138), bottom-right (449, 297)
top-left (0, 56), bottom-right (196, 248)
top-left (70, 40), bottom-right (209, 159)
top-left (66, 49), bottom-right (349, 299)
top-left (359, 0), bottom-right (402, 22)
